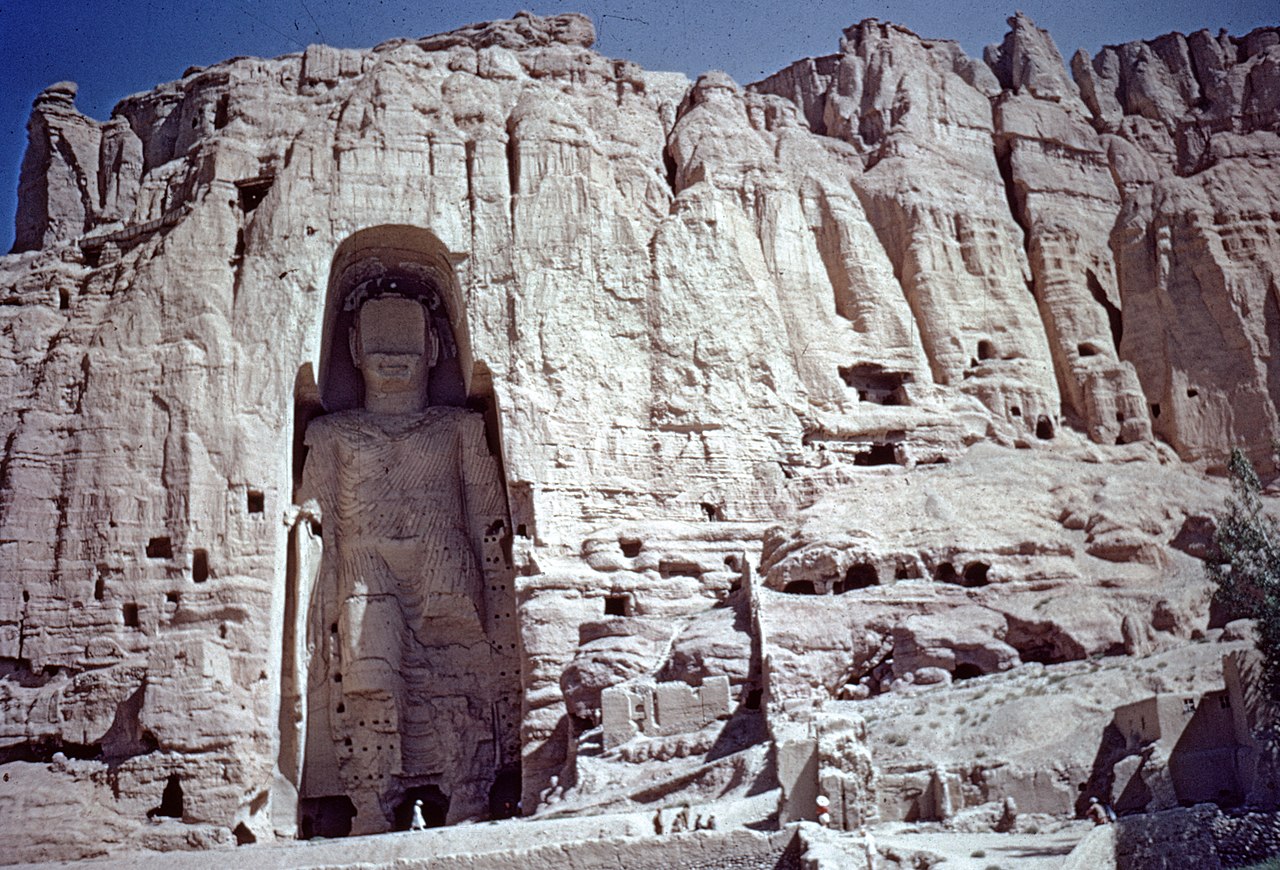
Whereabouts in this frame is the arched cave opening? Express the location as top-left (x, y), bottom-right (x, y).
top-left (935, 562), bottom-right (958, 584)
top-left (835, 563), bottom-right (878, 593)
top-left (782, 580), bottom-right (818, 595)
top-left (977, 339), bottom-right (996, 361)
top-left (961, 561), bottom-right (990, 587)
top-left (953, 663), bottom-right (984, 681)
top-left (394, 785), bottom-right (449, 830)
top-left (1036, 416), bottom-right (1055, 440)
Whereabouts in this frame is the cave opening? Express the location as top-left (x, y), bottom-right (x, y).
top-left (835, 563), bottom-right (878, 593)
top-left (147, 774), bottom-right (184, 820)
top-left (394, 785), bottom-right (449, 830)
top-left (488, 767), bottom-right (522, 820)
top-left (838, 363), bottom-right (912, 405)
top-left (961, 561), bottom-right (990, 587)
top-left (1035, 416), bottom-right (1055, 440)
top-left (855, 442), bottom-right (900, 466)
top-left (146, 536), bottom-right (173, 559)
top-left (953, 663), bottom-right (984, 681)
top-left (935, 562), bottom-right (958, 584)
top-left (895, 562), bottom-right (922, 581)
top-left (236, 175), bottom-right (274, 213)
top-left (192, 549), bottom-right (209, 583)
top-left (782, 580), bottom-right (818, 595)
top-left (299, 795), bottom-right (356, 839)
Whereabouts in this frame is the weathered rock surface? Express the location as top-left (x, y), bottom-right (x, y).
top-left (1, 8), bottom-right (1279, 865)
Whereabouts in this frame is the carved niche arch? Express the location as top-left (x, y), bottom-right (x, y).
top-left (280, 225), bottom-right (521, 838)
top-left (318, 224), bottom-right (478, 410)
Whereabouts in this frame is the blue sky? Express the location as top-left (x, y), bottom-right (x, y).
top-left (2, 1), bottom-right (1276, 252)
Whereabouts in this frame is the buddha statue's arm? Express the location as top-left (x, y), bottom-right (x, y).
top-left (295, 417), bottom-right (339, 527)
top-left (459, 412), bottom-right (508, 539)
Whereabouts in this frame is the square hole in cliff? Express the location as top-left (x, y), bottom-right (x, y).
top-left (855, 442), bottom-right (900, 466)
top-left (247, 489), bottom-right (264, 514)
top-left (122, 603), bottom-right (140, 628)
top-left (145, 536), bottom-right (173, 559)
top-left (604, 595), bottom-right (629, 617)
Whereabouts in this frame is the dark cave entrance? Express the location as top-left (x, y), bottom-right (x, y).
top-left (488, 766), bottom-right (522, 819)
top-left (394, 785), bottom-right (450, 830)
top-left (299, 795), bottom-right (357, 839)
top-left (834, 563), bottom-right (878, 593)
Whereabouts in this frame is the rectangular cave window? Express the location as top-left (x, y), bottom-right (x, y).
top-left (192, 549), bottom-right (209, 583)
top-left (213, 94), bottom-right (230, 129)
top-left (246, 489), bottom-right (264, 514)
top-left (658, 560), bottom-right (703, 578)
top-left (123, 602), bottom-right (140, 628)
top-left (855, 442), bottom-right (900, 466)
top-left (838, 364), bottom-right (912, 405)
top-left (604, 595), bottom-right (628, 617)
top-left (146, 536), bottom-right (173, 559)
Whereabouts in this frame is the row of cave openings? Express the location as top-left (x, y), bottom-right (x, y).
top-left (297, 768), bottom-right (522, 839)
top-left (781, 559), bottom-right (991, 595)
top-left (97, 489), bottom-right (266, 630)
top-left (837, 351), bottom-right (1059, 442)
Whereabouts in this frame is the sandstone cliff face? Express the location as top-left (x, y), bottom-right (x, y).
top-left (0, 10), bottom-right (1277, 862)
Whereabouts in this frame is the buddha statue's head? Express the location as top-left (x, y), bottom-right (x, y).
top-left (349, 295), bottom-right (438, 414)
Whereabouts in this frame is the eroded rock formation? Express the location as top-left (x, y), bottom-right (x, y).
top-left (1, 9), bottom-right (1278, 864)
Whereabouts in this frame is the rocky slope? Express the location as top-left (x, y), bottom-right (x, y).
top-left (1, 10), bottom-right (1278, 865)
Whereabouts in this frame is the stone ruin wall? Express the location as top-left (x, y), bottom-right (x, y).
top-left (1, 9), bottom-right (1279, 857)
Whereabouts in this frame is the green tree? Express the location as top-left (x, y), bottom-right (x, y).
top-left (1207, 448), bottom-right (1280, 698)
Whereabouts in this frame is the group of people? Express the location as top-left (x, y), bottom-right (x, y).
top-left (653, 804), bottom-right (716, 834)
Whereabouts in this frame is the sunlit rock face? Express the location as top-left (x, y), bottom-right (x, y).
top-left (1, 9), bottom-right (1278, 863)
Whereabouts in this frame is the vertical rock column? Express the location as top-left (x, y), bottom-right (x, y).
top-left (986, 13), bottom-right (1151, 445)
top-left (12, 82), bottom-right (103, 252)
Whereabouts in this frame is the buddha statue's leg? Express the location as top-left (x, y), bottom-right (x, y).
top-left (334, 578), bottom-right (406, 833)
